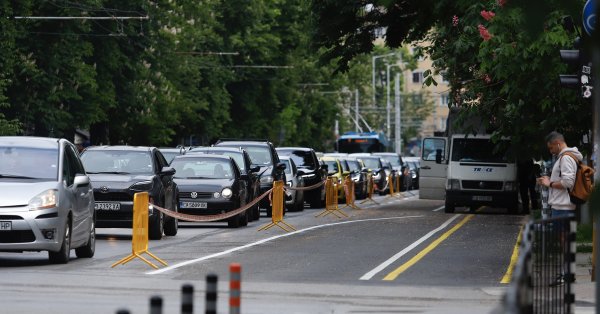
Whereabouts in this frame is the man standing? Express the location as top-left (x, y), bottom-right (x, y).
top-left (537, 131), bottom-right (582, 286)
top-left (537, 131), bottom-right (582, 218)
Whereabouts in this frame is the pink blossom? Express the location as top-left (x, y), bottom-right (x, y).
top-left (478, 24), bottom-right (493, 41)
top-left (497, 0), bottom-right (507, 7)
top-left (452, 15), bottom-right (459, 27)
top-left (480, 10), bottom-right (495, 21)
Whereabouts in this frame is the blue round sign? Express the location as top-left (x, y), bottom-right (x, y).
top-left (583, 0), bottom-right (596, 36)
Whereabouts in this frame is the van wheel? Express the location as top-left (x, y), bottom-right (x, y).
top-left (444, 202), bottom-right (455, 214)
top-left (49, 218), bottom-right (71, 264)
top-left (75, 219), bottom-right (95, 258)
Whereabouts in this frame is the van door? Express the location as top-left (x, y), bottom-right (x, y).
top-left (419, 137), bottom-right (448, 200)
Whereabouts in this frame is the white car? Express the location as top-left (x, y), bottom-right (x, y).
top-left (0, 136), bottom-right (95, 264)
top-left (280, 156), bottom-right (305, 212)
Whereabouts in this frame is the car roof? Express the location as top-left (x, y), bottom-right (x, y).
top-left (173, 153), bottom-right (232, 161)
top-left (276, 147), bottom-right (313, 152)
top-left (372, 152), bottom-right (398, 156)
top-left (320, 156), bottom-right (339, 161)
top-left (216, 140), bottom-right (272, 147)
top-left (191, 147), bottom-right (244, 153)
top-left (84, 145), bottom-right (154, 152)
top-left (0, 136), bottom-right (60, 149)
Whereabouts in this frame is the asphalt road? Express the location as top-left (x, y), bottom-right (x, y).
top-left (0, 191), bottom-right (527, 314)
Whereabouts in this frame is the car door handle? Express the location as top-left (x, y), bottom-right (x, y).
top-left (421, 166), bottom-right (431, 170)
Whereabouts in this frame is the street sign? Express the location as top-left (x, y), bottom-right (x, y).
top-left (583, 0), bottom-right (596, 36)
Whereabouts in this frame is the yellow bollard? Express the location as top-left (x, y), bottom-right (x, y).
top-left (341, 176), bottom-right (361, 210)
top-left (360, 174), bottom-right (380, 205)
top-left (112, 192), bottom-right (168, 269)
top-left (258, 181), bottom-right (296, 232)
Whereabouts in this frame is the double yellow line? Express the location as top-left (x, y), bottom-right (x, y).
top-left (383, 214), bottom-right (474, 281)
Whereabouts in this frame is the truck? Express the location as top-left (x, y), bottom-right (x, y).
top-left (419, 109), bottom-right (519, 214)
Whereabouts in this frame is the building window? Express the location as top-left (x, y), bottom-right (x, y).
top-left (412, 93), bottom-right (423, 104)
top-left (374, 27), bottom-right (387, 38)
top-left (440, 71), bottom-right (449, 83)
top-left (440, 94), bottom-right (450, 107)
top-left (412, 71), bottom-right (423, 84)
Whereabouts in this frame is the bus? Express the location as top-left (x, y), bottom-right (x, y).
top-left (336, 132), bottom-right (389, 153)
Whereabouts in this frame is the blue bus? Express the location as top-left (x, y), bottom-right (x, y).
top-left (336, 132), bottom-right (389, 153)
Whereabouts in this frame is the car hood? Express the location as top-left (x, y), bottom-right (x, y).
top-left (88, 173), bottom-right (155, 189)
top-left (0, 181), bottom-right (60, 208)
top-left (175, 178), bottom-right (235, 192)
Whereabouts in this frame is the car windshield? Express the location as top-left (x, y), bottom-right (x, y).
top-left (279, 150), bottom-right (316, 168)
top-left (347, 160), bottom-right (361, 172)
top-left (171, 158), bottom-right (233, 179)
top-left (360, 158), bottom-right (381, 170)
top-left (324, 160), bottom-right (338, 173)
top-left (379, 155), bottom-right (402, 166)
top-left (81, 150), bottom-right (153, 174)
top-left (241, 146), bottom-right (272, 166)
top-left (451, 138), bottom-right (513, 163)
top-left (0, 146), bottom-right (58, 180)
top-left (160, 151), bottom-right (181, 164)
top-left (281, 159), bottom-right (292, 174)
top-left (215, 152), bottom-right (245, 172)
top-left (339, 159), bottom-right (350, 172)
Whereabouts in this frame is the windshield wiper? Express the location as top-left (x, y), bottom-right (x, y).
top-left (87, 171), bottom-right (131, 175)
top-left (0, 174), bottom-right (37, 179)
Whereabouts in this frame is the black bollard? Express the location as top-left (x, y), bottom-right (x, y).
top-left (116, 310), bottom-right (130, 314)
top-left (150, 295), bottom-right (163, 314)
top-left (181, 284), bottom-right (194, 314)
top-left (206, 274), bottom-right (218, 314)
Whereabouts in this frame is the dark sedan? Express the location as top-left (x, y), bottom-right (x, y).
top-left (80, 146), bottom-right (179, 240)
top-left (170, 154), bottom-right (249, 228)
top-left (276, 147), bottom-right (325, 208)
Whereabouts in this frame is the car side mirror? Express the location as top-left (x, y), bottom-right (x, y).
top-left (276, 162), bottom-right (287, 171)
top-left (250, 166), bottom-right (261, 173)
top-left (297, 169), bottom-right (307, 176)
top-left (321, 164), bottom-right (328, 171)
top-left (361, 167), bottom-right (369, 173)
top-left (240, 174), bottom-right (249, 180)
top-left (160, 166), bottom-right (176, 176)
top-left (74, 174), bottom-right (90, 188)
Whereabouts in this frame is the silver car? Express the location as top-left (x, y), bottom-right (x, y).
top-left (0, 137), bottom-right (95, 264)
top-left (280, 156), bottom-right (305, 212)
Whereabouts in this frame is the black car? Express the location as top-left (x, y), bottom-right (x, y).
top-left (373, 152), bottom-right (409, 191)
top-left (214, 140), bottom-right (286, 217)
top-left (170, 154), bottom-right (248, 228)
top-left (188, 146), bottom-right (261, 221)
top-left (80, 146), bottom-right (178, 240)
top-left (276, 147), bottom-right (326, 208)
top-left (342, 158), bottom-right (369, 199)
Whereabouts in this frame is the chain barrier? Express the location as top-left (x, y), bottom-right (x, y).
top-left (284, 179), bottom-right (326, 191)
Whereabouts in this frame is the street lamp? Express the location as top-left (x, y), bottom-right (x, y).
top-left (372, 52), bottom-right (397, 106)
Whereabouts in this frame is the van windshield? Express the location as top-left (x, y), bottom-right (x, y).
top-left (451, 138), bottom-right (512, 163)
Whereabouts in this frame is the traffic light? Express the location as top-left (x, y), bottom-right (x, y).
top-left (559, 36), bottom-right (593, 99)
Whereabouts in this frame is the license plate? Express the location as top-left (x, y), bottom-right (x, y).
top-left (0, 221), bottom-right (11, 231)
top-left (94, 202), bottom-right (121, 211)
top-left (472, 196), bottom-right (493, 201)
top-left (181, 201), bottom-right (208, 209)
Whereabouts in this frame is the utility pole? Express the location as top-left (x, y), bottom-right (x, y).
top-left (372, 53), bottom-right (396, 106)
top-left (592, 0), bottom-right (600, 311)
top-left (355, 89), bottom-right (360, 132)
top-left (386, 64), bottom-right (391, 139)
top-left (395, 73), bottom-right (402, 154)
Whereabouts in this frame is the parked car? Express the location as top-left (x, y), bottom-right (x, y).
top-left (373, 152), bottom-right (409, 191)
top-left (379, 158), bottom-right (399, 195)
top-left (0, 136), bottom-right (95, 264)
top-left (348, 154), bottom-right (386, 195)
top-left (80, 146), bottom-right (178, 240)
top-left (170, 154), bottom-right (249, 228)
top-left (188, 146), bottom-right (261, 221)
top-left (276, 147), bottom-right (326, 208)
top-left (159, 146), bottom-right (186, 164)
top-left (214, 140), bottom-right (286, 217)
top-left (280, 156), bottom-right (305, 211)
top-left (319, 156), bottom-right (345, 200)
top-left (403, 156), bottom-right (420, 189)
top-left (342, 158), bottom-right (369, 199)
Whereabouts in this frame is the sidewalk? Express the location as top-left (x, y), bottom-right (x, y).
top-left (575, 252), bottom-right (596, 313)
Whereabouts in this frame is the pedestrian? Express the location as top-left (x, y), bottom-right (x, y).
top-left (536, 131), bottom-right (583, 286)
top-left (517, 157), bottom-right (538, 213)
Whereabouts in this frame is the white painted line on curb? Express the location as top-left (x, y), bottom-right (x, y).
top-left (432, 206), bottom-right (445, 212)
top-left (147, 215), bottom-right (425, 275)
top-left (359, 214), bottom-right (461, 280)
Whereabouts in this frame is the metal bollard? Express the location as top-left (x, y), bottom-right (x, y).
top-left (150, 296), bottom-right (163, 314)
top-left (116, 310), bottom-right (130, 314)
top-left (206, 274), bottom-right (218, 314)
top-left (230, 263), bottom-right (242, 314)
top-left (181, 284), bottom-right (194, 314)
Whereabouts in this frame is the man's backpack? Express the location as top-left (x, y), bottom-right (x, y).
top-left (561, 152), bottom-right (595, 205)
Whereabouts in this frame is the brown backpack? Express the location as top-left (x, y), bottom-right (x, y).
top-left (561, 152), bottom-right (595, 205)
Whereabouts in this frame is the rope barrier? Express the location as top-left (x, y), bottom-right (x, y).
top-left (283, 179), bottom-right (326, 191)
top-left (153, 188), bottom-right (273, 223)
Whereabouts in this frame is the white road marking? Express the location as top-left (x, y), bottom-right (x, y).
top-left (359, 214), bottom-right (461, 280)
top-left (147, 215), bottom-right (424, 275)
top-left (432, 206), bottom-right (445, 212)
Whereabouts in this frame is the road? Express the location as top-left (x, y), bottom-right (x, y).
top-left (0, 191), bottom-right (526, 314)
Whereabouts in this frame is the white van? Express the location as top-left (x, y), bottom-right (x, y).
top-left (420, 134), bottom-right (518, 214)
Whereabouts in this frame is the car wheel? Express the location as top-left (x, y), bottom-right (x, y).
top-left (149, 211), bottom-right (164, 240)
top-left (241, 211), bottom-right (249, 227)
top-left (164, 201), bottom-right (179, 236)
top-left (75, 218), bottom-right (95, 258)
top-left (228, 214), bottom-right (242, 228)
top-left (444, 202), bottom-right (455, 214)
top-left (293, 198), bottom-right (304, 212)
top-left (49, 218), bottom-right (71, 264)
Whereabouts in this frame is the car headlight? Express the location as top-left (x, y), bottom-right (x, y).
top-left (221, 188), bottom-right (233, 199)
top-left (505, 181), bottom-right (516, 191)
top-left (412, 173), bottom-right (417, 179)
top-left (213, 192), bottom-right (221, 198)
top-left (130, 180), bottom-right (154, 191)
top-left (29, 189), bottom-right (58, 211)
top-left (260, 175), bottom-right (274, 184)
top-left (446, 179), bottom-right (460, 190)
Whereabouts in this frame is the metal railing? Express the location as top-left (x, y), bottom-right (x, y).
top-left (499, 215), bottom-right (576, 314)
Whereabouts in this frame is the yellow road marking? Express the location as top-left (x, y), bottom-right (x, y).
top-left (500, 225), bottom-right (523, 284)
top-left (383, 214), bottom-right (474, 281)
